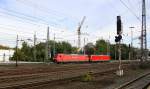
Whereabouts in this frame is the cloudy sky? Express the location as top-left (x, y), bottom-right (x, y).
top-left (0, 0), bottom-right (150, 49)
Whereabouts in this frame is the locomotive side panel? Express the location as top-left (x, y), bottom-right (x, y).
top-left (54, 54), bottom-right (89, 62)
top-left (90, 55), bottom-right (111, 61)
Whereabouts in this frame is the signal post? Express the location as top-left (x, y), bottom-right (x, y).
top-left (115, 16), bottom-right (123, 76)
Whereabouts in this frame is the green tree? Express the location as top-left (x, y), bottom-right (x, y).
top-left (21, 42), bottom-right (33, 61)
top-left (110, 43), bottom-right (130, 60)
top-left (84, 43), bottom-right (95, 55)
top-left (110, 44), bottom-right (117, 60)
top-left (11, 49), bottom-right (26, 61)
top-left (121, 44), bottom-right (129, 60)
top-left (95, 39), bottom-right (108, 55)
top-left (36, 42), bottom-right (45, 62)
top-left (54, 41), bottom-right (72, 54)
top-left (72, 47), bottom-right (78, 54)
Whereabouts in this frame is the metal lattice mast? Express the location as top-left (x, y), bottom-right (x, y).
top-left (45, 26), bottom-right (50, 62)
top-left (33, 32), bottom-right (37, 61)
top-left (141, 0), bottom-right (147, 61)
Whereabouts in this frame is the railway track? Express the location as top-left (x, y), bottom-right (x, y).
top-left (0, 63), bottom-right (124, 82)
top-left (0, 62), bottom-right (129, 82)
top-left (0, 62), bottom-right (117, 76)
top-left (115, 72), bottom-right (150, 89)
top-left (0, 68), bottom-right (118, 89)
top-left (0, 61), bottom-right (135, 89)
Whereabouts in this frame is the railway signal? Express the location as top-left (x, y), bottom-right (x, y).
top-left (115, 35), bottom-right (122, 42)
top-left (117, 16), bottom-right (122, 35)
top-left (115, 16), bottom-right (123, 76)
top-left (115, 16), bottom-right (122, 43)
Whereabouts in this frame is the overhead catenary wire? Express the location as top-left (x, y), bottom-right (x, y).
top-left (119, 0), bottom-right (141, 22)
top-left (16, 0), bottom-right (78, 22)
top-left (0, 24), bottom-right (78, 42)
top-left (0, 5), bottom-right (79, 37)
top-left (0, 30), bottom-right (36, 41)
top-left (128, 0), bottom-right (141, 16)
top-left (0, 7), bottom-right (57, 26)
top-left (0, 13), bottom-right (40, 26)
top-left (16, 0), bottom-right (79, 30)
top-left (0, 6), bottom-right (74, 39)
top-left (0, 27), bottom-right (34, 37)
top-left (0, 24), bottom-right (34, 35)
top-left (107, 0), bottom-right (129, 15)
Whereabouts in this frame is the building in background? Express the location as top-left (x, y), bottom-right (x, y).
top-left (0, 50), bottom-right (14, 62)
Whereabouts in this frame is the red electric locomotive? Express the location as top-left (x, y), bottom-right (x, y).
top-left (90, 55), bottom-right (111, 62)
top-left (54, 54), bottom-right (111, 63)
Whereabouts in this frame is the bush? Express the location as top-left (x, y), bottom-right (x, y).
top-left (81, 72), bottom-right (92, 82)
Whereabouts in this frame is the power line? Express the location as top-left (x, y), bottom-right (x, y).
top-left (16, 0), bottom-right (78, 22)
top-left (0, 24), bottom-right (34, 35)
top-left (119, 0), bottom-right (141, 22)
top-left (0, 25), bottom-right (71, 45)
top-left (0, 13), bottom-right (40, 26)
top-left (0, 27), bottom-right (33, 38)
top-left (0, 39), bottom-right (16, 42)
top-left (16, 0), bottom-right (78, 29)
top-left (0, 30), bottom-right (35, 41)
top-left (0, 7), bottom-right (72, 37)
top-left (0, 7), bottom-right (57, 26)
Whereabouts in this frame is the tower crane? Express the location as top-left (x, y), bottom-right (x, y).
top-left (77, 16), bottom-right (86, 49)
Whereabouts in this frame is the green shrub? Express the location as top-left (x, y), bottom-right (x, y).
top-left (81, 72), bottom-right (92, 82)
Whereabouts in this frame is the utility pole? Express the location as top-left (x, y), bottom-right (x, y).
top-left (129, 44), bottom-right (131, 61)
top-left (107, 35), bottom-right (110, 55)
top-left (118, 40), bottom-right (123, 76)
top-left (53, 33), bottom-right (56, 57)
top-left (129, 27), bottom-right (135, 60)
top-left (45, 26), bottom-right (50, 62)
top-left (3, 53), bottom-right (5, 62)
top-left (16, 35), bottom-right (18, 67)
top-left (83, 37), bottom-right (86, 55)
top-left (107, 40), bottom-right (109, 55)
top-left (115, 43), bottom-right (117, 60)
top-left (33, 32), bottom-right (37, 62)
top-left (141, 0), bottom-right (147, 62)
